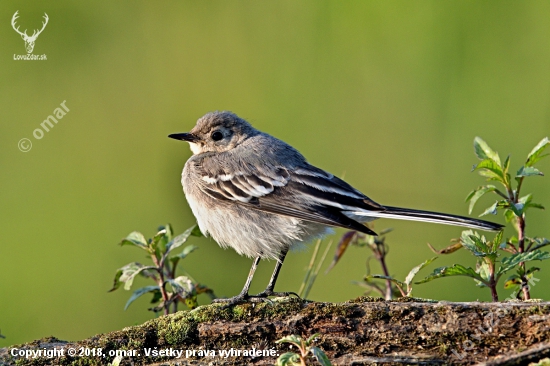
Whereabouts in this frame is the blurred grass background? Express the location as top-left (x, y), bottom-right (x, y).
top-left (1, 0), bottom-right (549, 345)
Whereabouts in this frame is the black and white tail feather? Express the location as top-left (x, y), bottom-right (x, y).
top-left (347, 206), bottom-right (502, 233)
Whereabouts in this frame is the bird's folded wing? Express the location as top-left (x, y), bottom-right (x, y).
top-left (249, 199), bottom-right (378, 235)
top-left (197, 163), bottom-right (382, 235)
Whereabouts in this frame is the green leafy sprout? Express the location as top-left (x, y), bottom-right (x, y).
top-left (276, 333), bottom-right (332, 366)
top-left (109, 224), bottom-right (215, 315)
top-left (365, 256), bottom-right (438, 298)
top-left (418, 137), bottom-right (550, 301)
top-left (328, 228), bottom-right (414, 300)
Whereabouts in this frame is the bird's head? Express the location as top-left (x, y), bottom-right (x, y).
top-left (169, 111), bottom-right (258, 155)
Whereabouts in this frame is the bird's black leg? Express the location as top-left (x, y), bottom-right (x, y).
top-left (212, 256), bottom-right (261, 305)
top-left (251, 248), bottom-right (300, 299)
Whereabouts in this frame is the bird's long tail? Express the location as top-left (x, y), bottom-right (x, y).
top-left (349, 206), bottom-right (503, 232)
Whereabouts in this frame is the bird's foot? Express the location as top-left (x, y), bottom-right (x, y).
top-left (212, 290), bottom-right (301, 307)
top-left (211, 293), bottom-right (272, 308)
top-left (250, 289), bottom-right (301, 300)
top-left (212, 292), bottom-right (250, 306)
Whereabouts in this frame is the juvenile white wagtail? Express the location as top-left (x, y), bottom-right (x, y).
top-left (169, 111), bottom-right (503, 304)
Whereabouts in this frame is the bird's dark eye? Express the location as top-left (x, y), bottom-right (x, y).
top-left (211, 131), bottom-right (223, 141)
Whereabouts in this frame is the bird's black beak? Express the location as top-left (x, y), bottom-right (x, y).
top-left (168, 133), bottom-right (201, 142)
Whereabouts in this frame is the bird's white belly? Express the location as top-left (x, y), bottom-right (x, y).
top-left (185, 190), bottom-right (330, 259)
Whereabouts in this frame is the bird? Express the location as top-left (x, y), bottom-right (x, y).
top-left (169, 111), bottom-right (503, 304)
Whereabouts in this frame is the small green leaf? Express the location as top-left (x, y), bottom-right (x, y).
top-left (474, 137), bottom-right (501, 165)
top-left (115, 263), bottom-right (156, 291)
top-left (474, 159), bottom-right (505, 182)
top-left (503, 155), bottom-right (511, 176)
top-left (165, 276), bottom-right (193, 296)
top-left (466, 185), bottom-right (497, 214)
top-left (404, 257), bottom-right (438, 286)
top-left (119, 232), bottom-right (148, 250)
top-left (165, 225), bottom-right (199, 255)
top-left (516, 166), bottom-right (543, 178)
top-left (306, 333), bottom-right (321, 345)
top-left (471, 234), bottom-right (491, 254)
top-left (149, 289), bottom-right (163, 304)
top-left (477, 169), bottom-right (504, 182)
top-left (276, 352), bottom-right (301, 366)
top-left (476, 261), bottom-right (491, 284)
top-left (310, 347), bottom-right (332, 366)
top-left (277, 335), bottom-right (303, 346)
top-left (517, 194), bottom-right (545, 212)
top-left (529, 237), bottom-right (550, 251)
top-left (460, 230), bottom-right (489, 256)
top-left (124, 285), bottom-right (160, 310)
top-left (526, 202), bottom-right (545, 210)
top-left (518, 194), bottom-right (533, 205)
top-left (416, 264), bottom-right (484, 284)
top-left (190, 225), bottom-right (204, 237)
top-left (504, 209), bottom-right (517, 223)
top-left (526, 137), bottom-right (549, 167)
top-left (492, 230), bottom-right (504, 252)
top-left (508, 202), bottom-right (524, 217)
top-left (161, 224), bottom-right (174, 241)
top-left (479, 201), bottom-right (499, 217)
top-left (149, 228), bottom-right (168, 252)
top-left (497, 250), bottom-right (550, 277)
top-left (526, 267), bottom-right (541, 276)
top-left (108, 269), bottom-right (124, 292)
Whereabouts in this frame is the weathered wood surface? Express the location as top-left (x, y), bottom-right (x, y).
top-left (1, 297), bottom-right (549, 365)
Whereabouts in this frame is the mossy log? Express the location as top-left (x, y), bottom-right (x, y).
top-left (1, 297), bottom-right (550, 365)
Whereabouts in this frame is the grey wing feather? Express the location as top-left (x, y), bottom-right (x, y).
top-left (197, 163), bottom-right (380, 235)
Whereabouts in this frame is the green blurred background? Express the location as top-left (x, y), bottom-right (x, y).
top-left (1, 1), bottom-right (549, 346)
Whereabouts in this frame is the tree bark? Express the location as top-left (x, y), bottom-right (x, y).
top-left (1, 297), bottom-right (549, 365)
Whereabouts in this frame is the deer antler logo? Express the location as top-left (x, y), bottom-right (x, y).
top-left (11, 11), bottom-right (49, 54)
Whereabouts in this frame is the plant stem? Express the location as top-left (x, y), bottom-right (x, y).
top-left (515, 176), bottom-right (525, 200)
top-left (300, 343), bottom-right (307, 366)
top-left (360, 280), bottom-right (387, 298)
top-left (375, 244), bottom-right (392, 300)
top-left (395, 284), bottom-right (407, 298)
top-left (487, 260), bottom-right (498, 302)
top-left (151, 254), bottom-right (170, 315)
top-left (517, 215), bottom-right (531, 300)
top-left (490, 282), bottom-right (498, 302)
top-left (510, 177), bottom-right (531, 300)
top-left (518, 216), bottom-right (525, 252)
